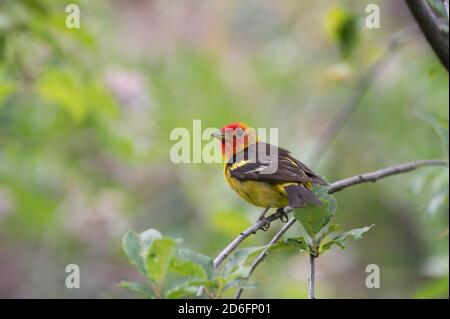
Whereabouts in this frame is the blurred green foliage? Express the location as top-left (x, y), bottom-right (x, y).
top-left (0, 0), bottom-right (448, 298)
top-left (324, 5), bottom-right (359, 59)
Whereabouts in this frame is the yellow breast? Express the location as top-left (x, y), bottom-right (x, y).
top-left (223, 164), bottom-right (289, 208)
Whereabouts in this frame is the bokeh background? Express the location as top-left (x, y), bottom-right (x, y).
top-left (0, 0), bottom-right (448, 298)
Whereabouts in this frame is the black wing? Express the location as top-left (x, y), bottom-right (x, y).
top-left (227, 142), bottom-right (327, 185)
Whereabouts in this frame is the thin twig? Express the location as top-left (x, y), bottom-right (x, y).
top-left (213, 209), bottom-right (296, 268)
top-left (234, 218), bottom-right (296, 299)
top-left (309, 25), bottom-right (419, 161)
top-left (308, 254), bottom-right (315, 299)
top-left (329, 159), bottom-right (448, 193)
top-left (213, 159), bottom-right (448, 271)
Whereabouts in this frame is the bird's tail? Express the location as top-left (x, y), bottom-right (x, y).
top-left (284, 184), bottom-right (322, 208)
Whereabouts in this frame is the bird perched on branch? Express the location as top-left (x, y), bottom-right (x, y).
top-left (212, 122), bottom-right (326, 224)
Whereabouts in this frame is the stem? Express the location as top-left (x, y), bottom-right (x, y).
top-left (308, 253), bottom-right (316, 299)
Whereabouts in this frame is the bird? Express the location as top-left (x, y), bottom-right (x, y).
top-left (212, 122), bottom-right (327, 224)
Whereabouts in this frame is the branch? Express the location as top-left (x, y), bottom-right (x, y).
top-left (309, 26), bottom-right (419, 161)
top-left (213, 159), bottom-right (448, 269)
top-left (212, 219), bottom-right (273, 268)
top-left (230, 159), bottom-right (447, 298)
top-left (405, 0), bottom-right (449, 71)
top-left (329, 159), bottom-right (448, 193)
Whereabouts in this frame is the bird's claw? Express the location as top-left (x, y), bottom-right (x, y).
top-left (261, 218), bottom-right (270, 231)
top-left (277, 208), bottom-right (289, 223)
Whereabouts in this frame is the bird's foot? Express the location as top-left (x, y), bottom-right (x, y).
top-left (261, 218), bottom-right (270, 231)
top-left (277, 208), bottom-right (289, 223)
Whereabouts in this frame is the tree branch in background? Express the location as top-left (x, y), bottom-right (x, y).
top-left (405, 0), bottom-right (449, 71)
top-left (309, 26), bottom-right (419, 160)
top-left (214, 159), bottom-right (448, 273)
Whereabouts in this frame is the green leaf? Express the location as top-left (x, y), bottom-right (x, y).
top-left (319, 224), bottom-right (374, 254)
top-left (220, 241), bottom-right (289, 282)
top-left (118, 281), bottom-right (155, 299)
top-left (318, 223), bottom-right (341, 242)
top-left (170, 256), bottom-right (207, 279)
top-left (164, 277), bottom-right (212, 299)
top-left (285, 236), bottom-right (309, 252)
top-left (323, 223), bottom-right (340, 236)
top-left (122, 231), bottom-right (147, 276)
top-left (294, 185), bottom-right (337, 237)
top-left (178, 249), bottom-right (215, 279)
top-left (222, 246), bottom-right (265, 279)
top-left (266, 241), bottom-right (290, 251)
top-left (146, 237), bottom-right (177, 284)
top-left (224, 278), bottom-right (258, 291)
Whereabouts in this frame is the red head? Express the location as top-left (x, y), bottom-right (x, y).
top-left (212, 122), bottom-right (257, 160)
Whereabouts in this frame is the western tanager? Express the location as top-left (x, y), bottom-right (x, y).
top-left (212, 122), bottom-right (326, 221)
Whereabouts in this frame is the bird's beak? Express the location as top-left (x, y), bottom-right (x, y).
top-left (211, 131), bottom-right (223, 140)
